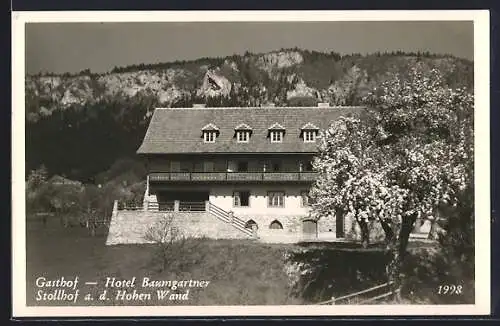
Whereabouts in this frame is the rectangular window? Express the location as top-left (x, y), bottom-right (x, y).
top-left (233, 191), bottom-right (250, 207)
top-left (203, 161), bottom-right (214, 172)
top-left (300, 161), bottom-right (313, 172)
top-left (272, 161), bottom-right (281, 172)
top-left (268, 191), bottom-right (285, 207)
top-left (237, 131), bottom-right (249, 143)
top-left (170, 161), bottom-right (181, 172)
top-left (180, 163), bottom-right (191, 173)
top-left (270, 131), bottom-right (283, 143)
top-left (204, 131), bottom-right (216, 143)
top-left (304, 131), bottom-right (316, 142)
top-left (237, 161), bottom-right (248, 172)
top-left (227, 160), bottom-right (237, 172)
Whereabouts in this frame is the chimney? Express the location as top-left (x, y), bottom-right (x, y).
top-left (192, 103), bottom-right (206, 108)
top-left (317, 102), bottom-right (330, 108)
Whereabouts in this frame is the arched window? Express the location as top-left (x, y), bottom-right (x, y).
top-left (244, 220), bottom-right (258, 231)
top-left (269, 220), bottom-right (284, 229)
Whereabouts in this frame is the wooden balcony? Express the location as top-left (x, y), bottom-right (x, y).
top-left (149, 171), bottom-right (318, 183)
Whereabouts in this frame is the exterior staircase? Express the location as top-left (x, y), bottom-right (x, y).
top-left (207, 202), bottom-right (256, 238)
top-left (143, 189), bottom-right (159, 211)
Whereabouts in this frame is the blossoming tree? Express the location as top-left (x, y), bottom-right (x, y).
top-left (309, 65), bottom-right (474, 289)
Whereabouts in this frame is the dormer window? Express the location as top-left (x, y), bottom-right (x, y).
top-left (303, 131), bottom-right (316, 142)
top-left (201, 123), bottom-right (219, 143)
top-left (270, 131), bottom-right (283, 142)
top-left (234, 123), bottom-right (252, 143)
top-left (301, 122), bottom-right (319, 143)
top-left (237, 131), bottom-right (250, 142)
top-left (204, 131), bottom-right (217, 143)
top-left (268, 122), bottom-right (285, 143)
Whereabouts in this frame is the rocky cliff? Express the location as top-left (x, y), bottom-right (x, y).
top-left (26, 48), bottom-right (473, 121)
top-left (25, 48), bottom-right (474, 181)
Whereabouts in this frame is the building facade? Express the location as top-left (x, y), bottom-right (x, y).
top-left (131, 105), bottom-right (364, 243)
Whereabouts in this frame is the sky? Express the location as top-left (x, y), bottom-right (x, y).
top-left (25, 21), bottom-right (474, 75)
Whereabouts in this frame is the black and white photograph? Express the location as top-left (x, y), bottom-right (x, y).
top-left (12, 10), bottom-right (491, 317)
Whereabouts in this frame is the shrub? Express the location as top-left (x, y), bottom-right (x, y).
top-left (144, 213), bottom-right (207, 273)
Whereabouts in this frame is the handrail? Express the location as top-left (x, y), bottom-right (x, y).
top-left (179, 201), bottom-right (206, 211)
top-left (210, 210), bottom-right (230, 222)
top-left (358, 289), bottom-right (400, 304)
top-left (207, 202), bottom-right (254, 237)
top-left (232, 219), bottom-right (246, 228)
top-left (317, 281), bottom-right (395, 305)
top-left (209, 203), bottom-right (228, 214)
top-left (149, 171), bottom-right (317, 182)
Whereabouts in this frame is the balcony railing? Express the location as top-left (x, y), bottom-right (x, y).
top-left (149, 171), bottom-right (317, 182)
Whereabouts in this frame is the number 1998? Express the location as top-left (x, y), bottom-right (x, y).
top-left (437, 284), bottom-right (463, 295)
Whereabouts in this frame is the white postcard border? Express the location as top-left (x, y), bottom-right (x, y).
top-left (12, 10), bottom-right (491, 317)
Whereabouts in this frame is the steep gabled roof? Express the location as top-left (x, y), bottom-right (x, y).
top-left (137, 106), bottom-right (365, 154)
top-left (234, 123), bottom-right (252, 130)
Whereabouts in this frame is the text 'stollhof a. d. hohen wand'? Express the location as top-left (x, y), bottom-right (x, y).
top-left (34, 276), bottom-right (211, 304)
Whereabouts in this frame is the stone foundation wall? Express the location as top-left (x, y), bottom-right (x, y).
top-left (107, 206), bottom-right (373, 245)
top-left (317, 215), bottom-right (336, 233)
top-left (236, 213), bottom-right (305, 235)
top-left (171, 212), bottom-right (251, 240)
top-left (106, 210), bottom-right (251, 245)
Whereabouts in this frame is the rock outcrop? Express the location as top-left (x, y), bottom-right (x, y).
top-left (286, 79), bottom-right (318, 100)
top-left (196, 69), bottom-right (232, 98)
top-left (25, 49), bottom-right (473, 123)
top-left (256, 50), bottom-right (304, 73)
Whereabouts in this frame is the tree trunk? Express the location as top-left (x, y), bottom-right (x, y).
top-left (398, 213), bottom-right (417, 260)
top-left (378, 216), bottom-right (394, 246)
top-left (386, 213), bottom-right (417, 300)
top-left (358, 218), bottom-right (370, 248)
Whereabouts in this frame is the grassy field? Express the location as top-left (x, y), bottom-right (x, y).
top-left (26, 215), bottom-right (446, 306)
top-left (26, 217), bottom-right (307, 306)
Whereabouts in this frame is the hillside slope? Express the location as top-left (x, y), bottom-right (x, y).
top-left (25, 48), bottom-right (474, 181)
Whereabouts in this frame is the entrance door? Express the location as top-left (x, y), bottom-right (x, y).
top-left (302, 219), bottom-right (318, 240)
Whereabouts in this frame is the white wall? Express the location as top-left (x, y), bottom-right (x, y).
top-left (207, 184), bottom-right (311, 216)
top-left (149, 183), bottom-right (313, 235)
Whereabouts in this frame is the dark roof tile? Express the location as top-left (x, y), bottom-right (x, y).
top-left (137, 106), bottom-right (365, 154)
